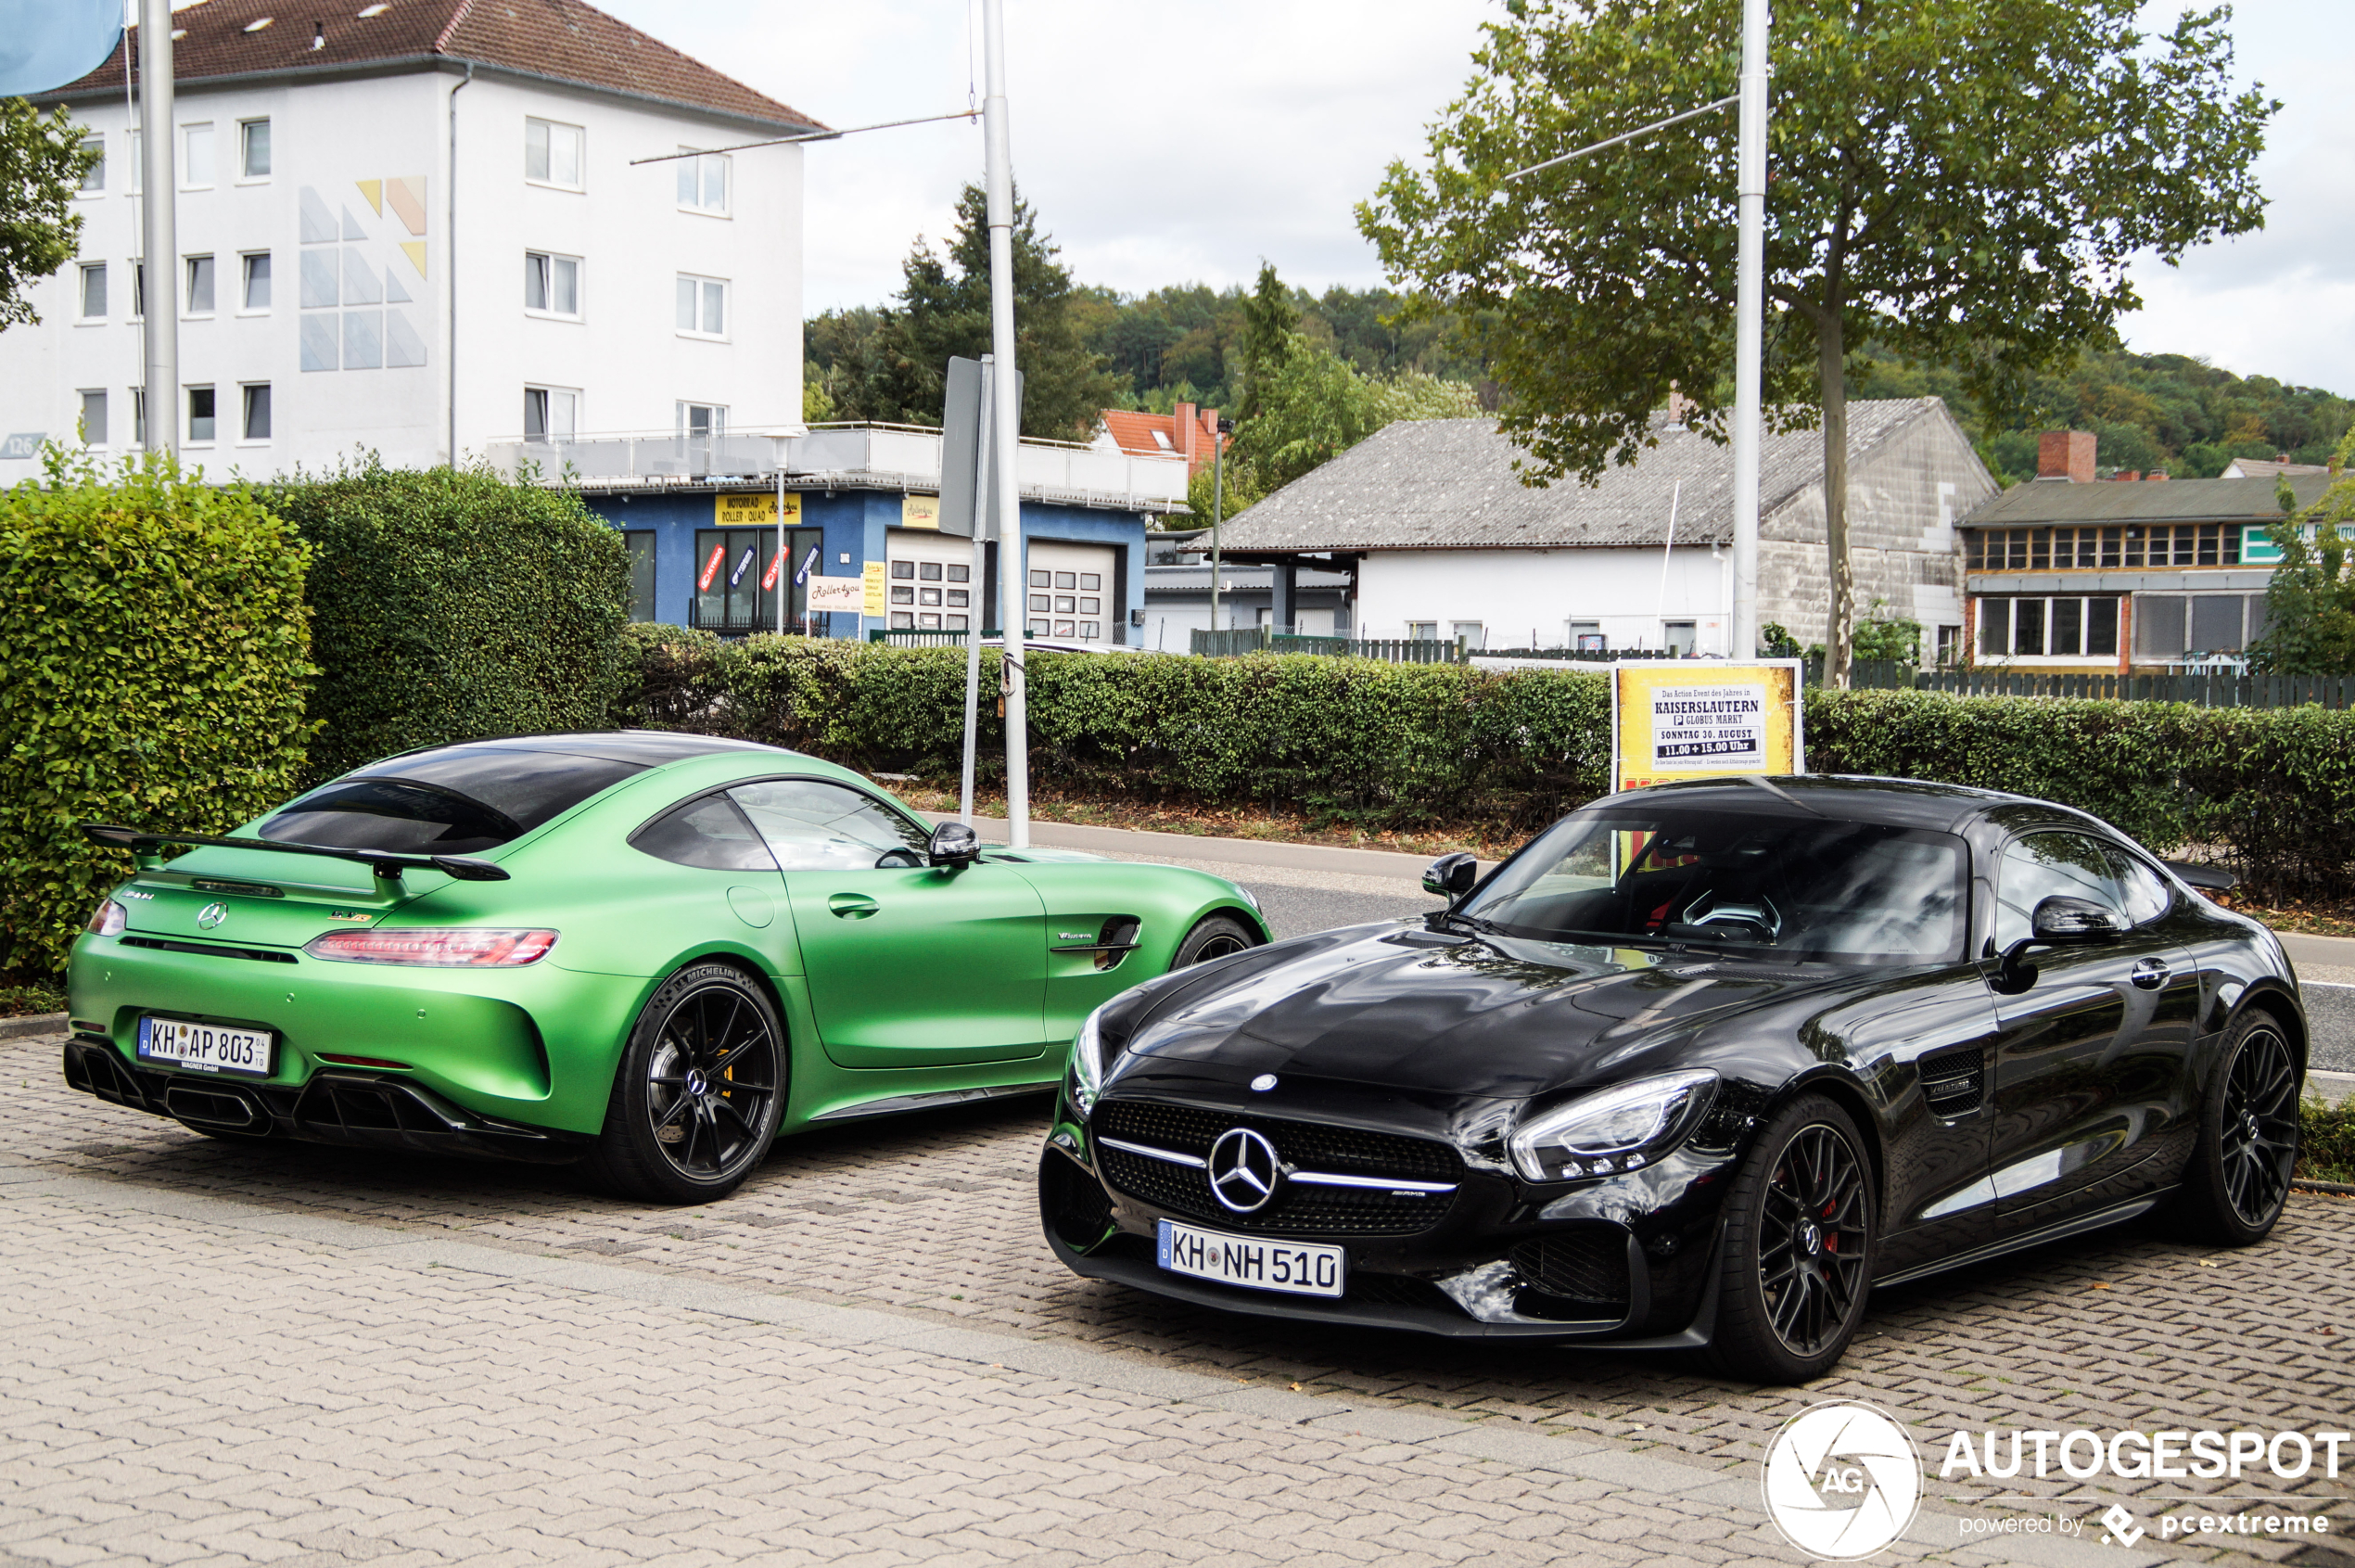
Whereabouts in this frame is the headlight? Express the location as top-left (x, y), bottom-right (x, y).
top-left (1508, 1069), bottom-right (1719, 1182)
top-left (85, 898), bottom-right (128, 937)
top-left (1235, 885), bottom-right (1261, 912)
top-left (1067, 1004), bottom-right (1108, 1115)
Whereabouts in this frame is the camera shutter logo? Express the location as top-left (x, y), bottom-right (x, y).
top-left (1762, 1400), bottom-right (1922, 1561)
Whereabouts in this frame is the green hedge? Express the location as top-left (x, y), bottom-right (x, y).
top-left (274, 460), bottom-right (630, 784)
top-left (0, 453), bottom-right (315, 973)
top-left (620, 637), bottom-right (2355, 899)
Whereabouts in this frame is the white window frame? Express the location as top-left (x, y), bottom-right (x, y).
top-left (77, 261), bottom-right (107, 322)
top-left (1976, 594), bottom-right (2125, 665)
top-left (523, 250), bottom-right (582, 320)
top-left (129, 257), bottom-right (145, 322)
top-left (676, 147), bottom-right (731, 215)
top-left (523, 385), bottom-right (580, 442)
top-left (1406, 621), bottom-right (1439, 641)
top-left (180, 122), bottom-right (215, 190)
top-left (185, 384), bottom-right (218, 447)
top-left (237, 382), bottom-right (273, 444)
top-left (185, 253), bottom-right (216, 318)
top-left (78, 389), bottom-right (108, 447)
top-left (676, 402), bottom-right (727, 439)
top-left (524, 117), bottom-right (585, 191)
top-left (237, 118), bottom-right (271, 182)
top-left (239, 251), bottom-right (272, 313)
top-left (130, 388), bottom-right (145, 446)
top-left (674, 274), bottom-right (728, 340)
top-left (78, 136), bottom-right (104, 196)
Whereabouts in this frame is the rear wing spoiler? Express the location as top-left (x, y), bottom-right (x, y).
top-left (81, 823), bottom-right (510, 884)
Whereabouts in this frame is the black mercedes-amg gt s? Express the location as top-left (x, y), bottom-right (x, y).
top-left (1037, 775), bottom-right (2305, 1383)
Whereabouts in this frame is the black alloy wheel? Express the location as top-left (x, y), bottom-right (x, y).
top-left (1706, 1093), bottom-right (1877, 1384)
top-left (587, 962), bottom-right (787, 1205)
top-left (1174, 913), bottom-right (1257, 967)
top-left (2177, 1009), bottom-right (2300, 1244)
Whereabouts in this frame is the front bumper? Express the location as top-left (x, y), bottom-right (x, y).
top-left (62, 1038), bottom-right (591, 1164)
top-left (1038, 1089), bottom-right (1741, 1345)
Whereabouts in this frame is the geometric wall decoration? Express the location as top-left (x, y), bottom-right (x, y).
top-left (297, 178), bottom-right (427, 372)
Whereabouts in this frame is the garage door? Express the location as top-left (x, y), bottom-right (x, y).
top-left (1023, 540), bottom-right (1118, 644)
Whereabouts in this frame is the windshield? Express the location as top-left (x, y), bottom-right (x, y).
top-left (260, 746), bottom-right (645, 854)
top-left (1459, 809), bottom-right (1967, 964)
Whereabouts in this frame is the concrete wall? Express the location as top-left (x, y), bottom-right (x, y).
top-left (1356, 545), bottom-right (1735, 654)
top-left (0, 67), bottom-right (801, 482)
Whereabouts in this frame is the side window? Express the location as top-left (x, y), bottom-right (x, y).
top-left (2105, 847), bottom-right (2173, 927)
top-left (730, 779), bottom-right (929, 871)
top-left (630, 793), bottom-right (777, 872)
top-left (1993, 832), bottom-right (2124, 951)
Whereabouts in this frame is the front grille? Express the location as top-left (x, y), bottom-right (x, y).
top-left (1511, 1228), bottom-right (1631, 1307)
top-left (1919, 1046), bottom-right (1985, 1116)
top-left (1093, 1099), bottom-right (1465, 1236)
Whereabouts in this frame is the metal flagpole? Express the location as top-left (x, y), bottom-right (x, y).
top-left (138, 0), bottom-right (175, 455)
top-left (1729, 0), bottom-right (1768, 658)
top-left (981, 0), bottom-right (1028, 848)
top-left (775, 466), bottom-right (786, 636)
top-left (1210, 424), bottom-right (1226, 636)
top-left (959, 356), bottom-right (995, 822)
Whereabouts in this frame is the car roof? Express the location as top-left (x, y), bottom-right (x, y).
top-left (377, 731), bottom-right (784, 767)
top-left (1607, 774), bottom-right (2035, 833)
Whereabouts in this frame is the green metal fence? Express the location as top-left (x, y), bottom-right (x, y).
top-left (867, 629), bottom-right (1001, 647)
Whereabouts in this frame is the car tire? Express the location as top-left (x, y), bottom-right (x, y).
top-left (1704, 1092), bottom-right (1876, 1385)
top-left (1172, 913), bottom-right (1258, 968)
top-left (2171, 1007), bottom-right (2299, 1246)
top-left (583, 962), bottom-right (788, 1206)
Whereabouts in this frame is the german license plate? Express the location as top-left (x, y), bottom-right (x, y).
top-left (136, 1015), bottom-right (274, 1077)
top-left (1157, 1218), bottom-right (1345, 1297)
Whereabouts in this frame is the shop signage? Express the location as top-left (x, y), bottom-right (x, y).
top-left (714, 491), bottom-right (800, 528)
top-left (807, 577), bottom-right (864, 612)
top-left (861, 561), bottom-right (887, 617)
top-left (1611, 660), bottom-right (1802, 790)
top-left (901, 495), bottom-right (941, 529)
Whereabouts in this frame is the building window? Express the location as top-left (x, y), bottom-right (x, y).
top-left (891, 612), bottom-right (915, 631)
top-left (1080, 572), bottom-right (1101, 591)
top-left (1967, 523), bottom-right (2240, 571)
top-left (946, 589), bottom-right (969, 608)
top-left (1028, 618), bottom-right (1050, 639)
top-left (78, 262), bottom-right (106, 319)
top-left (240, 383), bottom-right (272, 440)
top-left (523, 386), bottom-right (579, 441)
top-left (1054, 595), bottom-right (1075, 613)
top-left (1054, 571), bottom-right (1076, 590)
top-left (1458, 620), bottom-right (1491, 651)
top-left (890, 560), bottom-right (916, 579)
top-left (1407, 621), bottom-right (1438, 641)
top-left (80, 137), bottom-right (104, 192)
top-left (79, 389), bottom-right (107, 446)
top-left (624, 531), bottom-right (656, 621)
top-left (947, 614), bottom-right (968, 631)
top-left (525, 118), bottom-right (584, 188)
top-left (1978, 595), bottom-right (2121, 658)
top-left (185, 386), bottom-right (216, 444)
top-left (677, 402), bottom-right (724, 439)
top-left (676, 148), bottom-right (729, 213)
top-left (892, 586), bottom-right (916, 605)
top-left (1568, 621), bottom-right (1606, 652)
top-left (130, 388), bottom-right (144, 446)
top-left (185, 254), bottom-right (214, 315)
top-left (1030, 569), bottom-right (1050, 588)
top-left (1079, 596), bottom-right (1099, 614)
top-left (2131, 593), bottom-right (2271, 660)
top-left (241, 252), bottom-right (271, 310)
top-left (919, 561), bottom-right (942, 580)
top-left (239, 118), bottom-right (271, 179)
top-left (130, 259), bottom-right (144, 319)
top-left (182, 124), bottom-right (214, 188)
top-left (524, 251), bottom-right (581, 317)
top-left (675, 274), bottom-right (727, 338)
top-left (1935, 624), bottom-right (1961, 666)
top-left (1080, 621), bottom-right (1101, 640)
top-left (1028, 593), bottom-right (1050, 613)
top-left (948, 563), bottom-right (970, 582)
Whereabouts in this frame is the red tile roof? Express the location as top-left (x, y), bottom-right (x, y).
top-left (1101, 404), bottom-right (1225, 475)
top-left (39, 0), bottom-right (822, 134)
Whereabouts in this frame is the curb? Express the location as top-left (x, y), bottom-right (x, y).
top-left (0, 1013), bottom-right (65, 1040)
top-left (2294, 1179), bottom-right (2355, 1196)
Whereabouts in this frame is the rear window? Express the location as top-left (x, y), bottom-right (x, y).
top-left (261, 746), bottom-right (645, 854)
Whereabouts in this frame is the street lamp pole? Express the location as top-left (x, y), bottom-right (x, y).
top-left (138, 0), bottom-right (176, 455)
top-left (1209, 416), bottom-right (1230, 638)
top-left (1729, 0), bottom-right (1768, 659)
top-left (980, 0), bottom-right (1028, 848)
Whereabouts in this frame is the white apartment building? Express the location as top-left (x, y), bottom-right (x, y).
top-left (4, 0), bottom-right (814, 478)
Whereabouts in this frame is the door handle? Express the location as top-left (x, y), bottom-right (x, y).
top-left (828, 893), bottom-right (880, 919)
top-left (2130, 957), bottom-right (2170, 990)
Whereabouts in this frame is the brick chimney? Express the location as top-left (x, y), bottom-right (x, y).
top-left (1663, 389), bottom-right (1698, 427)
top-left (2119, 470), bottom-right (2141, 482)
top-left (2037, 430), bottom-right (2097, 483)
top-left (2146, 470), bottom-right (2169, 481)
top-left (1173, 402), bottom-right (1197, 464)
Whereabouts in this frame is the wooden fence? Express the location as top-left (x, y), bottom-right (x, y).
top-left (1190, 629), bottom-right (1469, 663)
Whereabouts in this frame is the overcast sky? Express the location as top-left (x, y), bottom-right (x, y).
top-left (601, 0), bottom-right (2346, 395)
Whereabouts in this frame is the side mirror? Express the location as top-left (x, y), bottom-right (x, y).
top-left (1996, 896), bottom-right (2122, 992)
top-left (928, 821), bottom-right (981, 867)
top-left (1423, 851), bottom-right (1479, 900)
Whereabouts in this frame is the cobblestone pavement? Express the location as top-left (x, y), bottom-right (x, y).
top-left (6, 1030), bottom-right (2350, 1567)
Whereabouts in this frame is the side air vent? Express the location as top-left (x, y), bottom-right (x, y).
top-left (1919, 1047), bottom-right (1985, 1117)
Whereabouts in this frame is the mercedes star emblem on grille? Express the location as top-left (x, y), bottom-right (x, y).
top-left (1249, 1074), bottom-right (1278, 1091)
top-left (1206, 1127), bottom-right (1283, 1213)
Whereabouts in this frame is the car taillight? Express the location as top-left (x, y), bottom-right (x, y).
top-left (302, 928), bottom-right (558, 967)
top-left (85, 899), bottom-right (128, 937)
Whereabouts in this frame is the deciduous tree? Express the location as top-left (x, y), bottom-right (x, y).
top-left (1359, 0), bottom-right (2276, 681)
top-left (0, 99), bottom-right (101, 329)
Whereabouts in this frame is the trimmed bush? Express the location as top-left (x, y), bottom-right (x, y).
top-left (0, 452), bottom-right (315, 972)
top-left (619, 640), bottom-right (2355, 899)
top-left (273, 459), bottom-right (630, 784)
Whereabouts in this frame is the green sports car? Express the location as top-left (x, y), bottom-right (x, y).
top-left (63, 731), bottom-right (1269, 1203)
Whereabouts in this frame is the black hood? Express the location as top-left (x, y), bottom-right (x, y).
top-left (1123, 924), bottom-right (1852, 1100)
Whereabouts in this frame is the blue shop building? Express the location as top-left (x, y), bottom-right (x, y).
top-left (492, 425), bottom-right (1190, 645)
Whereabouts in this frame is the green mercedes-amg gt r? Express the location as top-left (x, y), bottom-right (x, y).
top-left (63, 731), bottom-right (1269, 1203)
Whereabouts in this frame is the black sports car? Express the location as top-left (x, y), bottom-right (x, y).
top-left (1038, 775), bottom-right (2305, 1383)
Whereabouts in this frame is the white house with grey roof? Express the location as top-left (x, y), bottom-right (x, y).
top-left (1203, 399), bottom-right (1995, 658)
